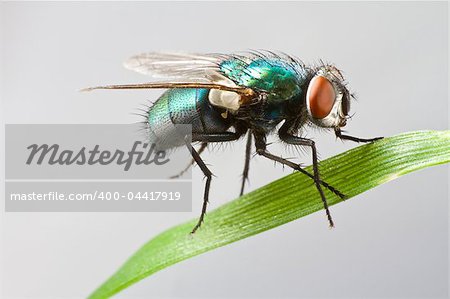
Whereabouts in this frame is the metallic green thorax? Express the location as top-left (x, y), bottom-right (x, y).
top-left (219, 57), bottom-right (308, 129)
top-left (220, 57), bottom-right (307, 103)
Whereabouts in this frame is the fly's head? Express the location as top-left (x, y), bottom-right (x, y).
top-left (305, 64), bottom-right (351, 129)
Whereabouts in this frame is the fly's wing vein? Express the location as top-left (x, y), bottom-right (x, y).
top-left (81, 82), bottom-right (255, 98)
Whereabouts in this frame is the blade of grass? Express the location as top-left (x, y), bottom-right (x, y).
top-left (89, 130), bottom-right (450, 299)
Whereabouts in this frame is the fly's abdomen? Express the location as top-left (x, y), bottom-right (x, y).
top-left (147, 88), bottom-right (230, 149)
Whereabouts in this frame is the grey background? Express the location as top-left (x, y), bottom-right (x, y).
top-left (1, 2), bottom-right (448, 298)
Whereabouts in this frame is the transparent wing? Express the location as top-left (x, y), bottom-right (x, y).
top-left (82, 52), bottom-right (279, 109)
top-left (123, 52), bottom-right (229, 81)
top-left (122, 50), bottom-right (304, 84)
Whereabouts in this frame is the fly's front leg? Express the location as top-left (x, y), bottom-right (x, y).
top-left (189, 132), bottom-right (243, 233)
top-left (335, 128), bottom-right (383, 143)
top-left (240, 131), bottom-right (252, 196)
top-left (170, 143), bottom-right (207, 179)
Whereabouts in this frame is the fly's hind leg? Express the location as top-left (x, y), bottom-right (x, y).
top-left (170, 143), bottom-right (207, 179)
top-left (239, 131), bottom-right (252, 196)
top-left (185, 140), bottom-right (212, 234)
top-left (188, 132), bottom-right (243, 233)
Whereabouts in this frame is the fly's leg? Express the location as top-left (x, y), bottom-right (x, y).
top-left (335, 128), bottom-right (383, 143)
top-left (275, 121), bottom-right (345, 198)
top-left (253, 132), bottom-right (338, 228)
top-left (185, 140), bottom-right (212, 234)
top-left (192, 132), bottom-right (243, 142)
top-left (277, 134), bottom-right (334, 227)
top-left (189, 132), bottom-right (243, 233)
top-left (239, 132), bottom-right (252, 196)
top-left (170, 143), bottom-right (207, 179)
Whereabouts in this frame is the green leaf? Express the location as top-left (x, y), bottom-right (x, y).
top-left (89, 130), bottom-right (450, 299)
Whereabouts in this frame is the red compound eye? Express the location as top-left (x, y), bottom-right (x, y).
top-left (308, 76), bottom-right (336, 119)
